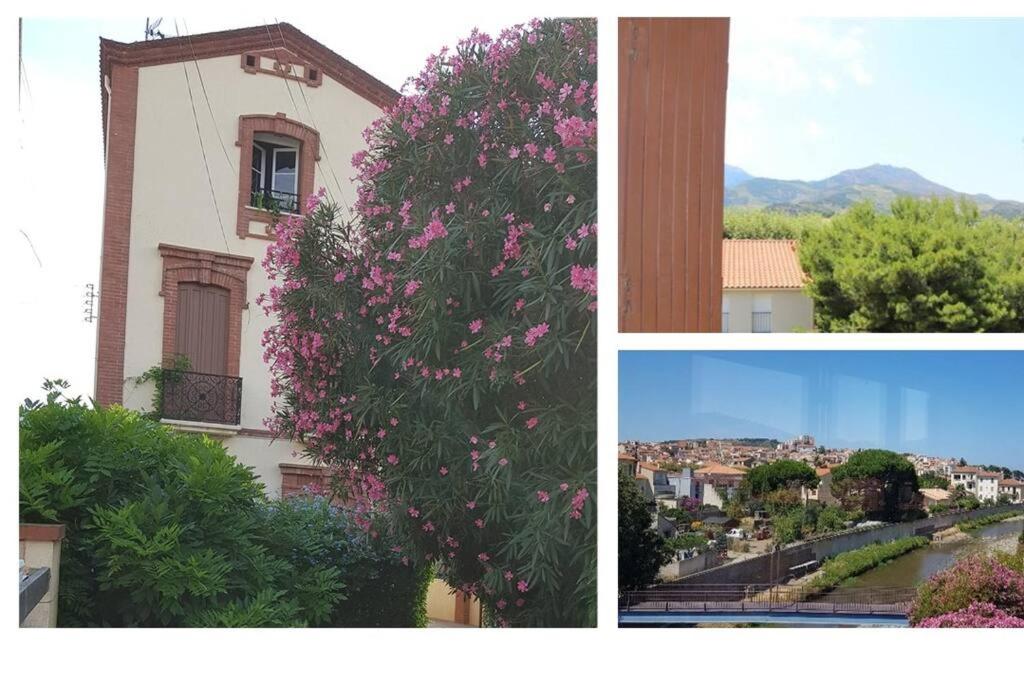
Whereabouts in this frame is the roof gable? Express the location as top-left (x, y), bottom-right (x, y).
top-left (100, 22), bottom-right (398, 137)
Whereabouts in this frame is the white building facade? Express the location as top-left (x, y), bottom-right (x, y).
top-left (95, 24), bottom-right (396, 497)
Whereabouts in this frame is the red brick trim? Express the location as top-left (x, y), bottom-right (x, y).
top-left (158, 244), bottom-right (254, 376)
top-left (20, 524), bottom-right (67, 542)
top-left (280, 463), bottom-right (331, 498)
top-left (241, 47), bottom-right (323, 87)
top-left (236, 113), bottom-right (320, 239)
top-left (100, 22), bottom-right (397, 146)
top-left (95, 64), bottom-right (139, 407)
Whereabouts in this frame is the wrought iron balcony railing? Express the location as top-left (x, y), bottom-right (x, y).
top-left (161, 370), bottom-right (242, 426)
top-left (249, 188), bottom-right (299, 215)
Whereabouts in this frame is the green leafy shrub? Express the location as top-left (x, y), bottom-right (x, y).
top-left (256, 495), bottom-right (433, 627)
top-left (815, 505), bottom-right (848, 534)
top-left (19, 386), bottom-right (426, 627)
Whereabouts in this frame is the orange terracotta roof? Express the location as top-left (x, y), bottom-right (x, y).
top-left (999, 479), bottom-right (1024, 487)
top-left (618, 453), bottom-right (637, 461)
top-left (977, 470), bottom-right (1000, 478)
top-left (723, 240), bottom-right (805, 290)
top-left (695, 463), bottom-right (746, 477)
top-left (815, 467), bottom-right (832, 477)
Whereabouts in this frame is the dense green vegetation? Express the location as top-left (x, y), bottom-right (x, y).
top-left (799, 198), bottom-right (1024, 332)
top-left (723, 208), bottom-right (828, 240)
top-left (743, 460), bottom-right (819, 497)
top-left (831, 449), bottom-right (922, 522)
top-left (918, 472), bottom-right (950, 490)
top-left (957, 511), bottom-right (1021, 532)
top-left (19, 383), bottom-right (429, 627)
top-left (809, 536), bottom-right (930, 592)
top-left (619, 470), bottom-right (671, 592)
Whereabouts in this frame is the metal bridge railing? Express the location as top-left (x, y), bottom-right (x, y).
top-left (620, 584), bottom-right (917, 615)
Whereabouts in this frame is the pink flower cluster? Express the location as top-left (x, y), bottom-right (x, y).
top-left (917, 601), bottom-right (1024, 628)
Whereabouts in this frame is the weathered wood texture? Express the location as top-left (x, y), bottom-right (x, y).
top-left (619, 18), bottom-right (729, 332)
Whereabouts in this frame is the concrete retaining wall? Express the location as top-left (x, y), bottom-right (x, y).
top-left (659, 552), bottom-right (722, 580)
top-left (663, 504), bottom-right (1023, 589)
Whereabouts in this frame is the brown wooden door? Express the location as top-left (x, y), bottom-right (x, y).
top-left (175, 283), bottom-right (229, 375)
top-left (619, 18), bottom-right (729, 332)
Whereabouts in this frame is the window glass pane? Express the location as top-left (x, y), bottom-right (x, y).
top-left (273, 150), bottom-right (297, 174)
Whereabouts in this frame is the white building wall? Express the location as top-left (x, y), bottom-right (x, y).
top-left (120, 55), bottom-right (385, 493)
top-left (722, 289), bottom-right (813, 333)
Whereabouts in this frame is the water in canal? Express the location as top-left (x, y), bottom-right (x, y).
top-left (841, 518), bottom-right (1024, 590)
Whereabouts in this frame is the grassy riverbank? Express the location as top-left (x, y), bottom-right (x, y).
top-left (956, 512), bottom-right (1021, 532)
top-left (808, 536), bottom-right (930, 592)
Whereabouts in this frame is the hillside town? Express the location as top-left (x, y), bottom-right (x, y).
top-left (619, 436), bottom-right (1024, 583)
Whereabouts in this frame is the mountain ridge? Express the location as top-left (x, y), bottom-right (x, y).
top-left (724, 164), bottom-right (1024, 218)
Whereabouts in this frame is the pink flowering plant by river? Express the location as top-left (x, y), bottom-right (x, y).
top-left (259, 18), bottom-right (596, 627)
top-left (910, 553), bottom-right (1024, 627)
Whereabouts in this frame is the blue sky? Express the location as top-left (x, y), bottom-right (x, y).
top-left (727, 18), bottom-right (1024, 201)
top-left (619, 351), bottom-right (1024, 469)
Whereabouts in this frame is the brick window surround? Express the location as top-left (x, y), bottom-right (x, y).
top-left (158, 244), bottom-right (254, 376)
top-left (236, 113), bottom-right (320, 240)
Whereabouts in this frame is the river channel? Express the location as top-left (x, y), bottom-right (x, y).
top-left (840, 517), bottom-right (1024, 590)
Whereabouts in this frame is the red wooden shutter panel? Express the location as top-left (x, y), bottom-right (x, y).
top-left (175, 283), bottom-right (230, 375)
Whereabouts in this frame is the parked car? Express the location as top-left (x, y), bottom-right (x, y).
top-left (726, 528), bottom-right (747, 540)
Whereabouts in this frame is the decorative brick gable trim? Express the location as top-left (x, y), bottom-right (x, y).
top-left (235, 113), bottom-right (320, 240)
top-left (95, 64), bottom-right (139, 407)
top-left (100, 22), bottom-right (397, 146)
top-left (158, 244), bottom-right (254, 376)
top-left (241, 47), bottom-right (323, 87)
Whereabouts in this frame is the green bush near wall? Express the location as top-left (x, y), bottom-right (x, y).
top-left (19, 382), bottom-right (429, 627)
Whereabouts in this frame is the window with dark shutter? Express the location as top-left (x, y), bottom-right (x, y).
top-left (175, 283), bottom-right (229, 375)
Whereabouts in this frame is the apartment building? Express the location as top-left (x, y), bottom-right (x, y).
top-left (999, 479), bottom-right (1024, 503)
top-left (96, 24), bottom-right (395, 496)
top-left (693, 463), bottom-right (746, 508)
top-left (722, 239), bottom-right (813, 333)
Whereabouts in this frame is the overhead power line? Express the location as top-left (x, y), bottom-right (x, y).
top-left (175, 19), bottom-right (231, 253)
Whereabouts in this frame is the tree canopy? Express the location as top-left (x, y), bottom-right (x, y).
top-left (799, 197), bottom-right (1024, 332)
top-left (831, 449), bottom-right (922, 521)
top-left (619, 470), bottom-right (670, 592)
top-left (743, 459), bottom-right (819, 497)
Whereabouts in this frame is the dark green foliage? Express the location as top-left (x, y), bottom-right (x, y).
top-left (19, 387), bottom-right (427, 627)
top-left (619, 470), bottom-right (670, 592)
top-left (744, 459), bottom-right (819, 497)
top-left (918, 472), bottom-right (950, 490)
top-left (815, 505), bottom-right (849, 534)
top-left (799, 197), bottom-right (1024, 331)
top-left (256, 495), bottom-right (433, 627)
top-left (831, 449), bottom-right (922, 522)
top-left (723, 208), bottom-right (827, 239)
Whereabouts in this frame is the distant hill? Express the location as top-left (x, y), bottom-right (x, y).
top-left (724, 164), bottom-right (1024, 218)
top-left (724, 164), bottom-right (753, 188)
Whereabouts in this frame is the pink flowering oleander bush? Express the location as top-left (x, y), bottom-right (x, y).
top-left (909, 554), bottom-right (1024, 626)
top-left (259, 18), bottom-right (596, 627)
top-left (916, 602), bottom-right (1024, 628)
